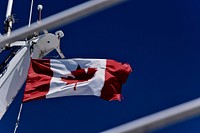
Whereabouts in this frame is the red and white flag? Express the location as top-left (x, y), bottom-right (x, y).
top-left (23, 58), bottom-right (132, 102)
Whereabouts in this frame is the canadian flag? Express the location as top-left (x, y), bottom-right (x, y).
top-left (23, 58), bottom-right (132, 102)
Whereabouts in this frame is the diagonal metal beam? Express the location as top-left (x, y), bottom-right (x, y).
top-left (102, 97), bottom-right (200, 133)
top-left (0, 0), bottom-right (125, 48)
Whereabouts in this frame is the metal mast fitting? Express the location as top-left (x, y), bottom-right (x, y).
top-left (37, 4), bottom-right (43, 22)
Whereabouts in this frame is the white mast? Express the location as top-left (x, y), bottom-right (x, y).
top-left (6, 0), bottom-right (13, 18)
top-left (28, 0), bottom-right (34, 27)
top-left (5, 0), bottom-right (14, 36)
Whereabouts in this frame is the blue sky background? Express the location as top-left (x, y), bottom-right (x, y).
top-left (1, 0), bottom-right (200, 133)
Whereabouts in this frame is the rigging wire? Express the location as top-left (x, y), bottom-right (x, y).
top-left (13, 1), bottom-right (34, 133)
top-left (13, 103), bottom-right (23, 133)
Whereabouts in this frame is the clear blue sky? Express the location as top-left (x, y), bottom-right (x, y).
top-left (1, 0), bottom-right (200, 133)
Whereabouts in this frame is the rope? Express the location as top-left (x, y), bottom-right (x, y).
top-left (13, 103), bottom-right (23, 133)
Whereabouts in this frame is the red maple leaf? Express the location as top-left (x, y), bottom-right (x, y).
top-left (61, 65), bottom-right (97, 90)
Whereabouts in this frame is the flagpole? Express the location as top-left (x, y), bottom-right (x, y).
top-left (13, 103), bottom-right (23, 133)
top-left (102, 97), bottom-right (200, 133)
top-left (0, 0), bottom-right (125, 48)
